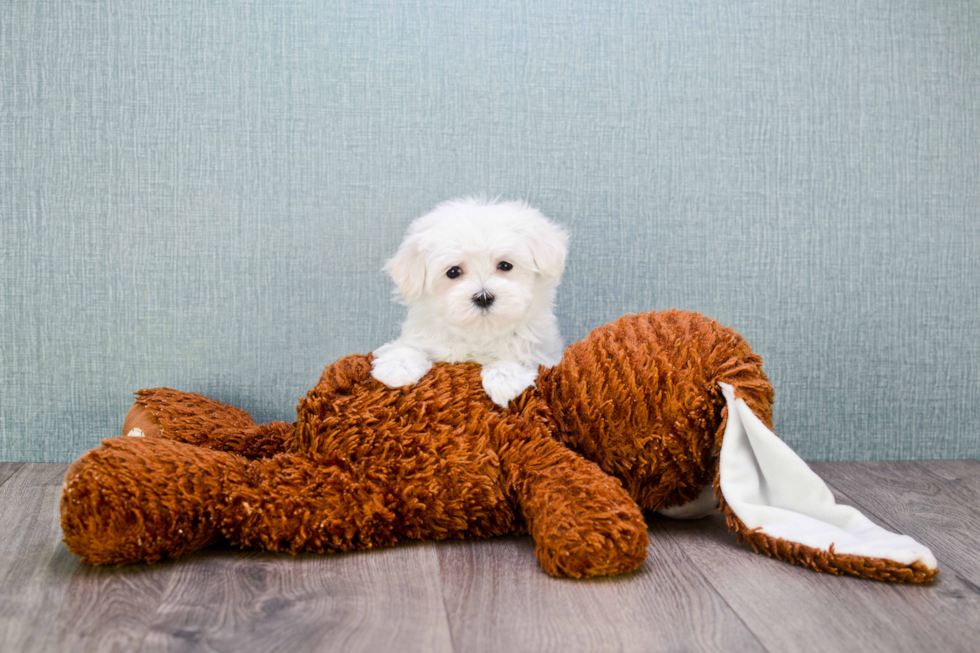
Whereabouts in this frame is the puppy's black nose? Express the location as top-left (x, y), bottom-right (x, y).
top-left (472, 290), bottom-right (495, 308)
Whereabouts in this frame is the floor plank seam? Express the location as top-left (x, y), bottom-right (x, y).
top-left (433, 546), bottom-right (459, 653)
top-left (132, 562), bottom-right (182, 653)
top-left (918, 462), bottom-right (980, 511)
top-left (0, 464), bottom-right (25, 489)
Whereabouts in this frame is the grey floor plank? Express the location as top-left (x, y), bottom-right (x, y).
top-left (5, 461), bottom-right (979, 652)
top-left (3, 463), bottom-right (453, 653)
top-left (822, 459), bottom-right (980, 500)
top-left (0, 464), bottom-right (89, 653)
top-left (137, 543), bottom-right (453, 653)
top-left (48, 563), bottom-right (173, 653)
top-left (812, 460), bottom-right (980, 586)
top-left (657, 514), bottom-right (978, 653)
top-left (437, 533), bottom-right (765, 653)
top-left (0, 464), bottom-right (173, 653)
top-left (655, 467), bottom-right (980, 653)
top-left (0, 463), bottom-right (23, 488)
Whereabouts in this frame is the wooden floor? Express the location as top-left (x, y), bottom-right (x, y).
top-left (0, 461), bottom-right (977, 652)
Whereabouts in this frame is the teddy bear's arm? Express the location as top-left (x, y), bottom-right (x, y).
top-left (500, 433), bottom-right (650, 578)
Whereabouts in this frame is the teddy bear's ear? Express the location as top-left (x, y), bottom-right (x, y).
top-left (523, 208), bottom-right (569, 280)
top-left (716, 382), bottom-right (938, 580)
top-left (384, 233), bottom-right (427, 302)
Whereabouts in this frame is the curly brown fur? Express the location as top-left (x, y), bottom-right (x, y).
top-left (62, 310), bottom-right (933, 582)
top-left (64, 354), bottom-right (647, 577)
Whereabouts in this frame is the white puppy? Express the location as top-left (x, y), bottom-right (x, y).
top-left (371, 197), bottom-right (568, 407)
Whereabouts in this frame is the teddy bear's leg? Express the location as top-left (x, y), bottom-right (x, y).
top-left (498, 432), bottom-right (649, 578)
top-left (123, 388), bottom-right (255, 439)
top-left (61, 436), bottom-right (251, 565)
top-left (122, 388), bottom-right (293, 456)
top-left (202, 422), bottom-right (295, 457)
top-left (217, 453), bottom-right (432, 554)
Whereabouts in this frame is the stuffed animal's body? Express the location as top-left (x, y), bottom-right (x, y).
top-left (61, 311), bottom-right (938, 582)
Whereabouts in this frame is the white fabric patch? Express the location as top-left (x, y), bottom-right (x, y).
top-left (658, 484), bottom-right (717, 520)
top-left (126, 428), bottom-right (145, 437)
top-left (717, 382), bottom-right (936, 569)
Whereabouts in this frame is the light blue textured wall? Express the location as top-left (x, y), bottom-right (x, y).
top-left (1, 0), bottom-right (978, 462)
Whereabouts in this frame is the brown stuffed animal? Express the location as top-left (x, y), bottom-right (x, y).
top-left (61, 310), bottom-right (938, 582)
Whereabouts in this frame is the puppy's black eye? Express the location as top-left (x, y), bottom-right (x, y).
top-left (447, 266), bottom-right (463, 279)
top-left (497, 261), bottom-right (513, 272)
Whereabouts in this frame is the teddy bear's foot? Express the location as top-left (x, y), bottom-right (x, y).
top-left (122, 402), bottom-right (160, 438)
top-left (534, 519), bottom-right (649, 579)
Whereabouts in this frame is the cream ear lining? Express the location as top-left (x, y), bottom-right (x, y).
top-left (716, 382), bottom-right (936, 569)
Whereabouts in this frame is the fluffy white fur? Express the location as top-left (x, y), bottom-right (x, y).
top-left (372, 197), bottom-right (569, 407)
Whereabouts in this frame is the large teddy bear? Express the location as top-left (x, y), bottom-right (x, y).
top-left (61, 310), bottom-right (937, 582)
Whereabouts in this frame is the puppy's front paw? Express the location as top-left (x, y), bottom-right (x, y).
top-left (481, 362), bottom-right (538, 408)
top-left (371, 346), bottom-right (433, 388)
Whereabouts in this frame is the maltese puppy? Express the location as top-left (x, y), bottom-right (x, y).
top-left (371, 197), bottom-right (569, 407)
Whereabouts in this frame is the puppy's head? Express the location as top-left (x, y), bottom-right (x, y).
top-left (385, 198), bottom-right (568, 334)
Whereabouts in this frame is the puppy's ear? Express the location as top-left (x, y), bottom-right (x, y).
top-left (384, 234), bottom-right (427, 302)
top-left (525, 213), bottom-right (569, 280)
